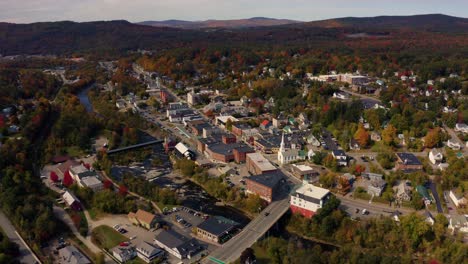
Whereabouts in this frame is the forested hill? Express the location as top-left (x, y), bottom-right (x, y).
top-left (299, 14), bottom-right (468, 32)
top-left (0, 20), bottom-right (204, 56)
top-left (0, 14), bottom-right (467, 56)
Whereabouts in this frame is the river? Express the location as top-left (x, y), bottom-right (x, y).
top-left (76, 84), bottom-right (95, 113)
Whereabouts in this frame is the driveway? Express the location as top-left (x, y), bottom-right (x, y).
top-left (428, 181), bottom-right (443, 213)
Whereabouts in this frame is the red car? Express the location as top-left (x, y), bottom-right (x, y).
top-left (119, 242), bottom-right (129, 247)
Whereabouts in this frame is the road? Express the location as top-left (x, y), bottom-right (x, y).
top-left (206, 197), bottom-right (290, 264)
top-left (339, 194), bottom-right (415, 217)
top-left (339, 87), bottom-right (382, 103)
top-left (0, 211), bottom-right (41, 264)
top-left (428, 181), bottom-right (443, 213)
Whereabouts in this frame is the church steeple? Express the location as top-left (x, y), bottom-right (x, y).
top-left (280, 132), bottom-right (285, 153)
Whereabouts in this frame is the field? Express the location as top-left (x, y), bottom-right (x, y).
top-left (91, 225), bottom-right (127, 250)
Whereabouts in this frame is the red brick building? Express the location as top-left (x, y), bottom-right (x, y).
top-left (246, 172), bottom-right (284, 203)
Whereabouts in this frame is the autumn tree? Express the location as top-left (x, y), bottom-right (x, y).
top-left (382, 124), bottom-right (397, 146)
top-left (118, 185), bottom-right (128, 196)
top-left (424, 127), bottom-right (443, 148)
top-left (226, 118), bottom-right (233, 132)
top-left (50, 171), bottom-right (59, 182)
top-left (62, 170), bottom-right (73, 187)
top-left (354, 123), bottom-right (370, 147)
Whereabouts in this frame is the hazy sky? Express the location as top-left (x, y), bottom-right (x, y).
top-left (0, 0), bottom-right (466, 23)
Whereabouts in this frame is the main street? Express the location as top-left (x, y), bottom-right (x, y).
top-left (0, 211), bottom-right (41, 264)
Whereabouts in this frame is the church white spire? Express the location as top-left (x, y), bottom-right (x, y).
top-left (280, 132), bottom-right (285, 153)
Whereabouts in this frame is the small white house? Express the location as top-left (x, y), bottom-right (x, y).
top-left (454, 123), bottom-right (468, 134)
top-left (428, 149), bottom-right (443, 164)
top-left (449, 190), bottom-right (467, 208)
top-left (447, 139), bottom-right (461, 150)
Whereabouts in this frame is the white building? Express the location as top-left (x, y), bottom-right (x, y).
top-left (290, 183), bottom-right (331, 218)
top-left (136, 242), bottom-right (164, 263)
top-left (447, 139), bottom-right (461, 150)
top-left (449, 190), bottom-right (467, 208)
top-left (333, 92), bottom-right (350, 100)
top-left (112, 246), bottom-right (136, 263)
top-left (428, 149), bottom-right (443, 164)
top-left (58, 246), bottom-right (91, 264)
top-left (449, 215), bottom-right (468, 233)
top-left (278, 133), bottom-right (305, 164)
top-left (454, 123), bottom-right (468, 134)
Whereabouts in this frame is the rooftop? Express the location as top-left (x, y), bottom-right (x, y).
top-left (197, 217), bottom-right (235, 236)
top-left (247, 171), bottom-right (284, 189)
top-left (81, 176), bottom-right (102, 188)
top-left (396, 153), bottom-right (422, 165)
top-left (292, 164), bottom-right (314, 172)
top-left (246, 152), bottom-right (277, 171)
top-left (295, 184), bottom-right (330, 200)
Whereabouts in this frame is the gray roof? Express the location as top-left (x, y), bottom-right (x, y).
top-left (396, 153), bottom-right (422, 165)
top-left (197, 217), bottom-right (235, 237)
top-left (154, 230), bottom-right (202, 257)
top-left (58, 246), bottom-right (91, 264)
top-left (247, 171), bottom-right (284, 189)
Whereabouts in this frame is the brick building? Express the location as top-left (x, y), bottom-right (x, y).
top-left (246, 171), bottom-right (284, 202)
top-left (246, 153), bottom-right (277, 175)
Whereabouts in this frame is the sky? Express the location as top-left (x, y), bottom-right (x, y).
top-left (0, 0), bottom-right (467, 23)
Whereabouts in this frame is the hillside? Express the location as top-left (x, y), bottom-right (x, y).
top-left (300, 14), bottom-right (468, 32)
top-left (0, 15), bottom-right (467, 56)
top-left (139, 17), bottom-right (300, 29)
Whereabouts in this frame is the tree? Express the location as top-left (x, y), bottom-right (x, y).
top-left (424, 127), bottom-right (443, 148)
top-left (354, 123), bottom-right (370, 147)
top-left (226, 118), bottom-right (233, 131)
top-left (118, 185), bottom-right (128, 196)
top-left (62, 170), bottom-right (73, 187)
top-left (382, 124), bottom-right (397, 146)
top-left (240, 248), bottom-right (256, 264)
top-left (319, 172), bottom-right (336, 188)
top-left (49, 171), bottom-right (59, 182)
top-left (103, 179), bottom-right (113, 189)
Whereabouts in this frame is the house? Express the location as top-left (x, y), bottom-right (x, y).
top-left (449, 215), bottom-right (468, 233)
top-left (443, 106), bottom-right (457, 113)
top-left (423, 211), bottom-right (435, 226)
top-left (116, 99), bottom-right (126, 109)
top-left (154, 230), bottom-right (202, 259)
top-left (367, 179), bottom-right (386, 197)
top-left (333, 92), bottom-right (350, 100)
top-left (416, 185), bottom-right (432, 205)
top-left (428, 149), bottom-right (443, 165)
top-left (306, 134), bottom-right (321, 146)
top-left (128, 209), bottom-right (158, 229)
top-left (246, 152), bottom-right (277, 175)
top-left (196, 217), bottom-right (236, 244)
top-left (454, 123), bottom-right (468, 134)
top-left (246, 171), bottom-right (285, 203)
top-left (332, 150), bottom-right (348, 166)
top-left (58, 246), bottom-right (91, 264)
top-left (291, 164), bottom-right (320, 183)
top-left (80, 176), bottom-right (104, 192)
top-left (447, 139), bottom-right (461, 150)
top-left (56, 159), bottom-right (80, 177)
top-left (260, 120), bottom-right (271, 130)
top-left (349, 138), bottom-right (360, 150)
top-left (362, 173), bottom-right (383, 181)
top-left (112, 246), bottom-right (137, 263)
top-left (272, 113), bottom-right (287, 128)
top-left (449, 190), bottom-right (467, 208)
top-left (290, 183), bottom-right (331, 218)
top-left (393, 181), bottom-right (412, 202)
top-left (136, 242), bottom-right (164, 263)
top-left (395, 153), bottom-right (423, 171)
top-left (62, 191), bottom-right (82, 211)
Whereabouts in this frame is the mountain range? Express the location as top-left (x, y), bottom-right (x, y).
top-left (139, 17), bottom-right (299, 29)
top-left (0, 14), bottom-right (466, 56)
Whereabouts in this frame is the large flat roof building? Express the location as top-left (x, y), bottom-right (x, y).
top-left (290, 184), bottom-right (331, 218)
top-left (246, 152), bottom-right (277, 175)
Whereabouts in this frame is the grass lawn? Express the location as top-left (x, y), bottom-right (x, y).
top-left (66, 146), bottom-right (87, 157)
top-left (91, 225), bottom-right (127, 250)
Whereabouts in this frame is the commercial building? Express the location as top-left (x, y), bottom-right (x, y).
top-left (246, 152), bottom-right (277, 175)
top-left (136, 242), bottom-right (164, 263)
top-left (291, 164), bottom-right (320, 183)
top-left (196, 217), bottom-right (236, 244)
top-left (112, 246), bottom-right (136, 263)
top-left (395, 153), bottom-right (423, 171)
top-left (290, 184), bottom-right (331, 218)
top-left (246, 171), bottom-right (284, 202)
top-left (154, 230), bottom-right (202, 259)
